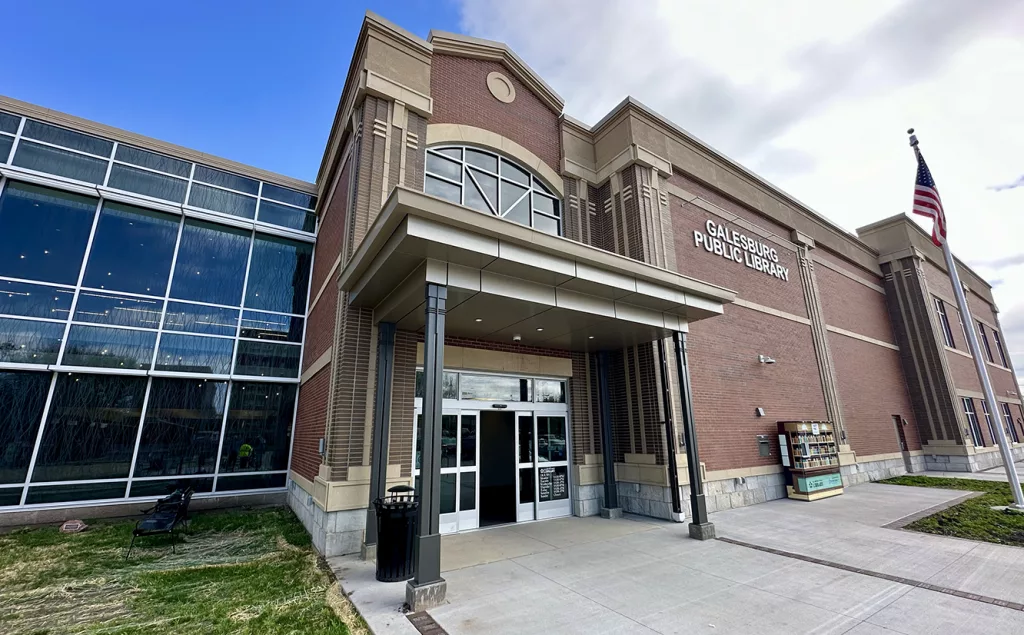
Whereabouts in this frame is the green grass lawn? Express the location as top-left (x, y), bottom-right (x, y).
top-left (882, 475), bottom-right (1024, 546)
top-left (0, 506), bottom-right (364, 635)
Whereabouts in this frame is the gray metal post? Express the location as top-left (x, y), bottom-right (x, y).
top-left (407, 284), bottom-right (447, 609)
top-left (673, 331), bottom-right (715, 539)
top-left (657, 338), bottom-right (684, 520)
top-left (596, 351), bottom-right (620, 516)
top-left (363, 321), bottom-right (396, 557)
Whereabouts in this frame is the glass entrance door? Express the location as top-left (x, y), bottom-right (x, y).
top-left (414, 409), bottom-right (479, 533)
top-left (535, 414), bottom-right (570, 519)
top-left (515, 411), bottom-right (536, 522)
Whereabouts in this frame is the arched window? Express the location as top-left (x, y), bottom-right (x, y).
top-left (424, 146), bottom-right (562, 236)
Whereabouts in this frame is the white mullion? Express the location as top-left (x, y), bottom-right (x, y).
top-left (189, 178), bottom-right (260, 200)
top-left (465, 168), bottom-right (497, 215)
top-left (68, 321), bottom-right (160, 334)
top-left (110, 158), bottom-right (190, 182)
top-left (19, 372), bottom-right (60, 505)
top-left (230, 373), bottom-right (300, 384)
top-left (236, 336), bottom-right (302, 346)
top-left (124, 376), bottom-right (154, 496)
top-left (158, 329), bottom-right (236, 341)
top-left (183, 162), bottom-right (196, 206)
top-left (165, 296), bottom-right (244, 313)
top-left (55, 197), bottom-right (104, 366)
top-left (2, 486), bottom-right (283, 513)
top-left (8, 117), bottom-right (25, 160)
top-left (254, 181), bottom-right (264, 224)
top-left (230, 229), bottom-right (257, 376)
top-left (49, 365), bottom-right (148, 376)
top-left (102, 142), bottom-right (117, 187)
top-left (151, 216), bottom-right (187, 370)
top-left (21, 477), bottom-right (128, 488)
top-left (0, 276), bottom-right (74, 290)
top-left (77, 286), bottom-right (166, 302)
top-left (0, 313), bottom-right (68, 324)
top-left (211, 381), bottom-right (235, 492)
top-left (181, 205), bottom-right (256, 231)
top-left (425, 171), bottom-right (463, 188)
top-left (0, 361), bottom-right (51, 372)
top-left (253, 219), bottom-right (317, 240)
top-left (503, 188), bottom-right (530, 218)
top-left (14, 135), bottom-right (113, 161)
top-left (149, 370), bottom-right (231, 380)
top-left (257, 196), bottom-right (313, 213)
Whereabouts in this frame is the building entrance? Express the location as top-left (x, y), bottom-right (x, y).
top-left (479, 411), bottom-right (516, 526)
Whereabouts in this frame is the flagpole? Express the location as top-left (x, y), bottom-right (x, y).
top-left (909, 130), bottom-right (1024, 508)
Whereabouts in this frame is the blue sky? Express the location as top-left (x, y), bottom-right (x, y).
top-left (0, 1), bottom-right (460, 182)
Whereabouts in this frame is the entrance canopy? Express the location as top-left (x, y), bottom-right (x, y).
top-left (339, 187), bottom-right (735, 350)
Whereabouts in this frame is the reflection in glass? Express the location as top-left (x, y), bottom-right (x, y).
top-left (25, 482), bottom-right (127, 504)
top-left (22, 120), bottom-right (113, 156)
top-left (537, 416), bottom-right (567, 462)
top-left (170, 220), bottom-right (251, 306)
top-left (414, 371), bottom-right (459, 399)
top-left (244, 235), bottom-right (312, 315)
top-left (0, 182), bottom-right (98, 284)
top-left (188, 183), bottom-right (257, 219)
top-left (500, 159), bottom-right (530, 186)
top-left (460, 415), bottom-right (476, 467)
top-left (426, 153), bottom-right (461, 181)
top-left (115, 145), bottom-right (191, 177)
top-left (83, 202), bottom-right (180, 295)
top-left (162, 302), bottom-right (239, 336)
top-left (518, 416), bottom-right (534, 463)
top-left (440, 473), bottom-right (456, 514)
top-left (0, 280), bottom-right (74, 319)
top-left (257, 200), bottom-right (316, 233)
top-left (0, 136), bottom-right (12, 164)
top-left (32, 373), bottom-right (147, 481)
top-left (0, 372), bottom-right (50, 484)
top-left (460, 473), bottom-right (476, 511)
top-left (464, 173), bottom-right (492, 214)
top-left (134, 379), bottom-right (227, 477)
top-left (465, 149), bottom-right (498, 173)
top-left (0, 317), bottom-right (64, 364)
top-left (107, 164), bottom-right (188, 203)
top-left (12, 141), bottom-right (109, 184)
top-left (73, 292), bottom-right (163, 329)
top-left (441, 414), bottom-right (457, 468)
top-left (0, 488), bottom-right (22, 507)
top-left (130, 477), bottom-right (214, 498)
top-left (415, 414), bottom-right (423, 470)
top-left (260, 183), bottom-right (315, 209)
top-left (62, 325), bottom-right (156, 369)
top-left (234, 340), bottom-right (300, 378)
top-left (535, 380), bottom-right (566, 403)
top-left (193, 165), bottom-right (259, 195)
top-left (424, 175), bottom-right (460, 203)
top-left (519, 468), bottom-right (535, 504)
top-left (218, 382), bottom-right (295, 473)
top-left (460, 374), bottom-right (531, 401)
top-left (533, 213), bottom-right (559, 236)
top-left (0, 112), bottom-right (19, 134)
top-left (240, 311), bottom-right (303, 342)
top-left (215, 473), bottom-right (286, 491)
top-left (155, 333), bottom-right (234, 374)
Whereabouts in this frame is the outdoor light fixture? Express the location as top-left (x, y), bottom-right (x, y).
top-left (474, 318), bottom-right (482, 322)
top-left (758, 354), bottom-right (776, 364)
top-left (512, 334), bottom-right (522, 342)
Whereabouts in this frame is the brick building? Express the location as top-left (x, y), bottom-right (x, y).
top-left (1, 11), bottom-right (1022, 605)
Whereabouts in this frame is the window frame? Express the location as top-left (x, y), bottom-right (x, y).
top-left (934, 298), bottom-right (956, 349)
top-left (978, 322), bottom-right (995, 364)
top-left (962, 397), bottom-right (984, 447)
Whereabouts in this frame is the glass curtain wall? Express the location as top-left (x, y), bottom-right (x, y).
top-left (0, 173), bottom-right (313, 507)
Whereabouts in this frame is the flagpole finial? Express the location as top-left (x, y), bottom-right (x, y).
top-left (908, 128), bottom-right (919, 148)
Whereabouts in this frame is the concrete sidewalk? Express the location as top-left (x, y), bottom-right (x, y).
top-left (926, 459), bottom-right (1024, 481)
top-left (331, 483), bottom-right (1024, 634)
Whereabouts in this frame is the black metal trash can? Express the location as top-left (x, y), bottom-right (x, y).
top-left (373, 484), bottom-right (419, 582)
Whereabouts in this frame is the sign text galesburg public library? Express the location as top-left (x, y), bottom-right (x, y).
top-left (694, 219), bottom-right (789, 282)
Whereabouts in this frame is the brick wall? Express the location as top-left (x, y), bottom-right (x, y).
top-left (829, 333), bottom-right (921, 456)
top-left (817, 263), bottom-right (896, 344)
top-left (304, 281), bottom-right (337, 372)
top-left (813, 248), bottom-right (883, 287)
top-left (310, 158), bottom-right (350, 296)
top-left (430, 54), bottom-right (561, 176)
top-left (293, 366), bottom-right (330, 481)
top-left (687, 304), bottom-right (827, 471)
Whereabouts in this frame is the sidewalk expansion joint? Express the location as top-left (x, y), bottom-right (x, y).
top-left (717, 536), bottom-right (1024, 612)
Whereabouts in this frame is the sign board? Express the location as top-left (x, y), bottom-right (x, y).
top-left (778, 434), bottom-right (790, 467)
top-left (797, 472), bottom-right (843, 493)
top-left (539, 467), bottom-right (553, 501)
top-left (693, 219), bottom-right (790, 282)
top-left (811, 423), bottom-right (820, 435)
top-left (539, 466), bottom-right (567, 502)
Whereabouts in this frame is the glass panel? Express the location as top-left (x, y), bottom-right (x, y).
top-left (426, 152), bottom-right (462, 181)
top-left (533, 213), bottom-right (559, 236)
top-left (107, 164), bottom-right (188, 202)
top-left (240, 311), bottom-right (303, 342)
top-left (163, 302), bottom-right (239, 336)
top-left (257, 200), bottom-right (316, 232)
top-left (500, 159), bottom-right (530, 186)
top-left (441, 414), bottom-right (458, 468)
top-left (155, 333), bottom-right (234, 374)
top-left (22, 120), bottom-right (113, 156)
top-left (0, 317), bottom-right (63, 364)
top-left (0, 488), bottom-right (23, 507)
top-left (0, 280), bottom-right (74, 319)
top-left (218, 382), bottom-right (296, 473)
top-left (82, 202), bottom-right (180, 295)
top-left (533, 177), bottom-right (553, 195)
top-left (193, 165), bottom-right (259, 195)
top-left (32, 374), bottom-right (147, 481)
top-left (435, 147), bottom-right (461, 160)
top-left (187, 183), bottom-right (257, 219)
top-left (13, 141), bottom-right (108, 183)
top-left (504, 195), bottom-right (530, 227)
top-left (535, 380), bottom-right (565, 403)
top-left (460, 473), bottom-right (476, 511)
top-left (62, 325), bottom-right (156, 370)
top-left (518, 416), bottom-right (534, 463)
top-left (460, 375), bottom-right (532, 401)
top-left (244, 235), bottom-right (312, 314)
top-left (170, 219), bottom-right (251, 306)
top-left (538, 416), bottom-right (567, 462)
top-left (465, 149), bottom-right (498, 173)
top-left (415, 414), bottom-right (423, 470)
top-left (134, 378), bottom-right (227, 477)
top-left (233, 340), bottom-right (301, 378)
top-left (0, 371), bottom-right (50, 484)
top-left (538, 465), bottom-right (568, 501)
top-left (130, 477), bottom-right (214, 497)
top-left (460, 414), bottom-right (476, 467)
top-left (215, 473), bottom-right (286, 491)
top-left (440, 473), bottom-right (456, 514)
top-left (0, 182), bottom-right (98, 284)
top-left (25, 482), bottom-right (127, 504)
top-left (425, 175), bottom-right (460, 204)
top-left (519, 467), bottom-right (535, 504)
top-left (73, 292), bottom-right (163, 329)
top-left (464, 174), bottom-right (493, 214)
top-left (533, 194), bottom-right (556, 216)
top-left (469, 168), bottom-right (497, 209)
top-left (261, 183), bottom-right (315, 209)
top-left (500, 181), bottom-right (528, 214)
top-left (115, 145), bottom-right (192, 177)
top-left (0, 136), bottom-right (12, 163)
top-left (414, 370), bottom-right (458, 398)
top-left (0, 112), bottom-right (19, 134)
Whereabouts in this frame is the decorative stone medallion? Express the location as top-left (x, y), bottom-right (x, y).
top-left (486, 71), bottom-right (516, 104)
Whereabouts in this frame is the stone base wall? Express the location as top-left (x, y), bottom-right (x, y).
top-left (616, 481), bottom-right (679, 520)
top-left (924, 445), bottom-right (1024, 473)
top-left (842, 454), bottom-right (924, 487)
top-left (287, 480), bottom-right (366, 556)
top-left (701, 472), bottom-right (788, 514)
top-left (573, 484), bottom-right (604, 517)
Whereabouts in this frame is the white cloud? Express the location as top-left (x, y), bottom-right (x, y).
top-left (458, 0), bottom-right (1024, 389)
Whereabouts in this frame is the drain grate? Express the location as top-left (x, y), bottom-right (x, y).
top-left (407, 611), bottom-right (448, 634)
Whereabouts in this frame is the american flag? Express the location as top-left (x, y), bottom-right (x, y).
top-left (912, 146), bottom-right (947, 247)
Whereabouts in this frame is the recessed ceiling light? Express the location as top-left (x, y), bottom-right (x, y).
top-left (536, 327), bottom-right (544, 332)
top-left (588, 336), bottom-right (594, 339)
top-left (474, 318), bottom-right (482, 322)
